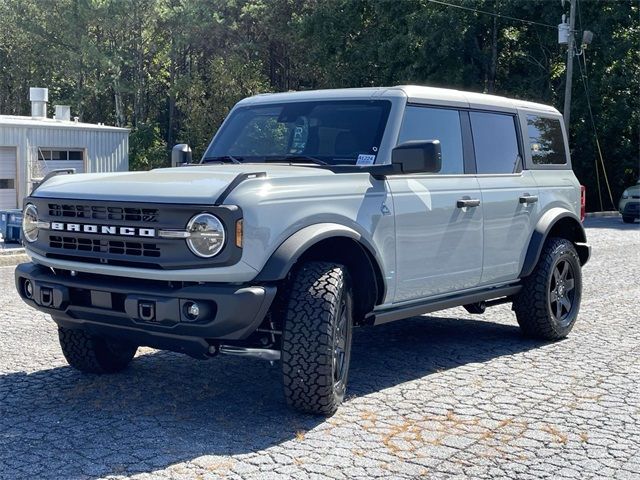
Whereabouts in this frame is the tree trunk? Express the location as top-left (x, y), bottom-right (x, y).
top-left (487, 15), bottom-right (498, 93)
top-left (167, 41), bottom-right (176, 147)
top-left (113, 79), bottom-right (125, 127)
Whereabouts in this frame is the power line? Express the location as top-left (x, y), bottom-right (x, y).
top-left (574, 0), bottom-right (603, 210)
top-left (425, 0), bottom-right (557, 29)
top-left (575, 42), bottom-right (616, 210)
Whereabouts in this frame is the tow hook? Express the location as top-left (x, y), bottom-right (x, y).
top-left (138, 301), bottom-right (156, 322)
top-left (40, 287), bottom-right (53, 307)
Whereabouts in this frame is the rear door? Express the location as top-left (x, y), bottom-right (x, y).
top-left (0, 147), bottom-right (17, 209)
top-left (387, 105), bottom-right (483, 303)
top-left (469, 111), bottom-right (540, 285)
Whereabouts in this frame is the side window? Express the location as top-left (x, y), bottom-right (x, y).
top-left (469, 112), bottom-right (520, 174)
top-left (398, 106), bottom-right (464, 174)
top-left (527, 115), bottom-right (567, 165)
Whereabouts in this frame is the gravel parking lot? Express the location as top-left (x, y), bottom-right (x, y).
top-left (0, 216), bottom-right (638, 480)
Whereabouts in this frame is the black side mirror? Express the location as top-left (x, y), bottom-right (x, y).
top-left (171, 144), bottom-right (192, 167)
top-left (391, 140), bottom-right (442, 174)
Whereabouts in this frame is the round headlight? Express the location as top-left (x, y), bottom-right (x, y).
top-left (186, 213), bottom-right (225, 258)
top-left (22, 204), bottom-right (39, 243)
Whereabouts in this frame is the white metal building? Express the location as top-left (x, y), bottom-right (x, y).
top-left (0, 88), bottom-right (129, 209)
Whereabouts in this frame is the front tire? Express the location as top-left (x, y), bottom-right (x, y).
top-left (622, 215), bottom-right (635, 224)
top-left (281, 261), bottom-right (353, 415)
top-left (58, 327), bottom-right (138, 373)
top-left (513, 238), bottom-right (582, 340)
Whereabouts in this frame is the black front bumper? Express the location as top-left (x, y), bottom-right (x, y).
top-left (15, 263), bottom-right (276, 358)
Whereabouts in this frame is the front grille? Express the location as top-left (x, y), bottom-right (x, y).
top-left (48, 203), bottom-right (159, 223)
top-left (50, 235), bottom-right (161, 257)
top-left (29, 198), bottom-right (242, 269)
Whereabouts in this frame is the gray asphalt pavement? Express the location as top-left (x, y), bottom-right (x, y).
top-left (0, 216), bottom-right (639, 479)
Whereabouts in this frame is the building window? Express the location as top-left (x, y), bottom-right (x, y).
top-left (470, 112), bottom-right (521, 174)
top-left (0, 179), bottom-right (15, 189)
top-left (527, 115), bottom-right (567, 165)
top-left (38, 149), bottom-right (84, 161)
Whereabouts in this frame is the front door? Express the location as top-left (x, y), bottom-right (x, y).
top-left (388, 105), bottom-right (483, 303)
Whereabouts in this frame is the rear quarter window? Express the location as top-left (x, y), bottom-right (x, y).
top-left (527, 115), bottom-right (567, 165)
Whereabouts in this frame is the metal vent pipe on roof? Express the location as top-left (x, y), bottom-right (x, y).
top-left (29, 87), bottom-right (48, 118)
top-left (54, 105), bottom-right (71, 121)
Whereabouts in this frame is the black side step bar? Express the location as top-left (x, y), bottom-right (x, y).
top-left (368, 284), bottom-right (522, 325)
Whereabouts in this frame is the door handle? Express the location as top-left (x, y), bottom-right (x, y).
top-left (457, 198), bottom-right (481, 208)
top-left (519, 194), bottom-right (539, 204)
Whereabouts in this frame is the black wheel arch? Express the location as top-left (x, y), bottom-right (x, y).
top-left (520, 208), bottom-right (590, 278)
top-left (254, 223), bottom-right (386, 323)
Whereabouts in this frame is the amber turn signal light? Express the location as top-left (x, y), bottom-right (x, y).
top-left (235, 219), bottom-right (243, 248)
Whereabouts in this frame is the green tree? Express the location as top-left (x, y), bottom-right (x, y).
top-left (0, 0), bottom-right (636, 209)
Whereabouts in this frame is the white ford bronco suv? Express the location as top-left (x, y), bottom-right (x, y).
top-left (16, 86), bottom-right (590, 415)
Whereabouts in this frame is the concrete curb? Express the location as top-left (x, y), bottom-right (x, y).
top-left (0, 253), bottom-right (28, 267)
top-left (0, 244), bottom-right (27, 267)
top-left (0, 246), bottom-right (25, 256)
top-left (585, 211), bottom-right (620, 218)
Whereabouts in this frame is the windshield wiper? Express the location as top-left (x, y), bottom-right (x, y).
top-left (201, 155), bottom-right (243, 164)
top-left (272, 155), bottom-right (327, 166)
top-left (203, 154), bottom-right (327, 166)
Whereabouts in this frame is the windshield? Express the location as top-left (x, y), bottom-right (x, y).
top-left (203, 100), bottom-right (391, 166)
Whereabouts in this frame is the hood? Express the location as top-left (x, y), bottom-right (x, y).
top-left (625, 182), bottom-right (640, 196)
top-left (31, 164), bottom-right (337, 204)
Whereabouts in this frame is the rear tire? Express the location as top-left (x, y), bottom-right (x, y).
top-left (622, 215), bottom-right (635, 224)
top-left (58, 327), bottom-right (138, 373)
top-left (513, 238), bottom-right (582, 340)
top-left (281, 261), bottom-right (353, 416)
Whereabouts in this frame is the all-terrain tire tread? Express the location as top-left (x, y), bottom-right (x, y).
top-left (513, 237), bottom-right (581, 340)
top-left (58, 327), bottom-right (137, 374)
top-left (281, 261), bottom-right (348, 415)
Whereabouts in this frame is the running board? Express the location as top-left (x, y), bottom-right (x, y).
top-left (219, 345), bottom-right (281, 361)
top-left (369, 284), bottom-right (522, 325)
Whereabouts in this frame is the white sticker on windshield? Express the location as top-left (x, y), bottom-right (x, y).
top-left (356, 154), bottom-right (376, 166)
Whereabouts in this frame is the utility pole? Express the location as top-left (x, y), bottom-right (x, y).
top-left (563, 0), bottom-right (576, 132)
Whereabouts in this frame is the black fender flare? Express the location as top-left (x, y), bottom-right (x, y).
top-left (254, 223), bottom-right (385, 299)
top-left (520, 208), bottom-right (590, 278)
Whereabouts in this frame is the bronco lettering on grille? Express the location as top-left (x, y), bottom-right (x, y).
top-left (50, 222), bottom-right (156, 237)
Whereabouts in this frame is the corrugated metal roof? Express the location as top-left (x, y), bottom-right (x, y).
top-left (0, 115), bottom-right (129, 132)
